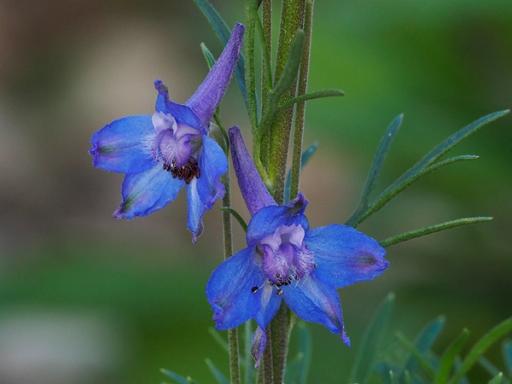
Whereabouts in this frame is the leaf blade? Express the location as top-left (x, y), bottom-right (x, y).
top-left (380, 216), bottom-right (493, 248)
top-left (349, 293), bottom-right (395, 384)
top-left (450, 316), bottom-right (512, 384)
top-left (434, 328), bottom-right (470, 384)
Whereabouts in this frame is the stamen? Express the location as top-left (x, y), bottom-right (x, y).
top-left (163, 158), bottom-right (201, 183)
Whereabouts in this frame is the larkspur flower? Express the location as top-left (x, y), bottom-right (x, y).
top-left (206, 127), bottom-right (389, 364)
top-left (89, 23), bottom-right (245, 241)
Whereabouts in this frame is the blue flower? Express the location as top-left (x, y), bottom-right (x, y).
top-left (206, 127), bottom-right (389, 364)
top-left (89, 23), bottom-right (245, 241)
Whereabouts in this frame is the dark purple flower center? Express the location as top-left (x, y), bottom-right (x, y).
top-left (256, 224), bottom-right (315, 294)
top-left (152, 112), bottom-right (202, 183)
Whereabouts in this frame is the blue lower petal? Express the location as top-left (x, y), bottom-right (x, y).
top-left (206, 246), bottom-right (265, 330)
top-left (305, 224), bottom-right (388, 288)
top-left (246, 194), bottom-right (309, 246)
top-left (114, 164), bottom-right (184, 219)
top-left (197, 136), bottom-right (227, 209)
top-left (283, 274), bottom-right (350, 345)
top-left (187, 178), bottom-right (208, 242)
top-left (90, 115), bottom-right (156, 173)
top-left (254, 285), bottom-right (282, 329)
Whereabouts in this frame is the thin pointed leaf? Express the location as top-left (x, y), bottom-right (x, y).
top-left (220, 207), bottom-right (248, 231)
top-left (208, 327), bottom-right (229, 353)
top-left (205, 359), bottom-right (229, 384)
top-left (388, 369), bottom-right (397, 384)
top-left (350, 293), bottom-right (395, 384)
top-left (404, 316), bottom-right (446, 374)
top-left (450, 316), bottom-right (512, 384)
top-left (479, 356), bottom-right (509, 383)
top-left (193, 0), bottom-right (247, 104)
top-left (403, 370), bottom-right (413, 384)
top-left (284, 142), bottom-right (319, 201)
top-left (347, 114), bottom-right (403, 226)
top-left (352, 154), bottom-right (480, 225)
top-left (200, 42), bottom-right (216, 69)
top-left (503, 339), bottom-right (512, 377)
top-left (396, 333), bottom-right (437, 379)
top-left (435, 328), bottom-right (470, 384)
top-left (380, 216), bottom-right (493, 247)
top-left (351, 108), bottom-right (509, 225)
top-left (244, 321), bottom-right (255, 384)
top-left (297, 322), bottom-right (312, 384)
top-left (277, 89), bottom-right (344, 111)
top-left (272, 30), bottom-right (305, 97)
top-left (489, 373), bottom-right (505, 384)
top-left (161, 369), bottom-right (197, 384)
top-left (259, 30), bottom-right (305, 137)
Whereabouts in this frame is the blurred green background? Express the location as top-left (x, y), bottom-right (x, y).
top-left (0, 0), bottom-right (510, 383)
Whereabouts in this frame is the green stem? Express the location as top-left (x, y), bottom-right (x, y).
top-left (245, 0), bottom-right (259, 136)
top-left (264, 0), bottom-right (305, 201)
top-left (224, 182), bottom-right (241, 384)
top-left (261, 0), bottom-right (273, 107)
top-left (267, 2), bottom-right (306, 382)
top-left (217, 115), bottom-right (240, 384)
top-left (290, 0), bottom-right (313, 200)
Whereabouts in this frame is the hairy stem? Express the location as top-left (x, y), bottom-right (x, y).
top-left (223, 177), bottom-right (241, 383)
top-left (245, 0), bottom-right (259, 136)
top-left (218, 114), bottom-right (240, 384)
top-left (290, 0), bottom-right (313, 200)
top-left (264, 0), bottom-right (305, 201)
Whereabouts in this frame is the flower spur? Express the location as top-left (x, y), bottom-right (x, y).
top-left (89, 23), bottom-right (245, 241)
top-left (206, 127), bottom-right (389, 364)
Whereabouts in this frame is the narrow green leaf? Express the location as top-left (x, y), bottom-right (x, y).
top-left (220, 207), bottom-right (248, 231)
top-left (489, 373), bottom-right (504, 384)
top-left (403, 316), bottom-right (445, 374)
top-left (193, 0), bottom-right (247, 104)
top-left (205, 359), bottom-right (229, 384)
top-left (349, 293), bottom-right (395, 384)
top-left (161, 369), bottom-right (197, 384)
top-left (200, 42), bottom-right (216, 69)
top-left (396, 333), bottom-right (436, 379)
top-left (244, 321), bottom-right (255, 384)
top-left (434, 328), bottom-right (470, 384)
top-left (347, 114), bottom-right (403, 226)
top-left (272, 30), bottom-right (305, 97)
top-left (388, 369), bottom-right (397, 384)
top-left (403, 370), bottom-right (413, 384)
top-left (479, 356), bottom-right (504, 380)
top-left (255, 12), bottom-right (272, 92)
top-left (353, 154), bottom-right (480, 225)
top-left (258, 30), bottom-right (305, 138)
top-left (503, 339), bottom-right (512, 377)
top-left (284, 142), bottom-right (319, 201)
top-left (297, 322), bottom-right (312, 384)
top-left (351, 108), bottom-right (509, 225)
top-left (450, 316), bottom-right (512, 384)
top-left (380, 216), bottom-right (493, 247)
top-left (208, 327), bottom-right (229, 353)
top-left (277, 89), bottom-right (344, 111)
